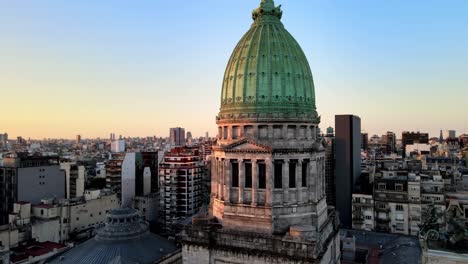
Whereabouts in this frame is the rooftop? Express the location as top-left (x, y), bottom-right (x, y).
top-left (48, 208), bottom-right (178, 264)
top-left (341, 229), bottom-right (421, 264)
top-left (10, 241), bottom-right (68, 264)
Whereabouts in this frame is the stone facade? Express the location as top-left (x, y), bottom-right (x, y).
top-left (180, 213), bottom-right (340, 264)
top-left (180, 1), bottom-right (340, 263)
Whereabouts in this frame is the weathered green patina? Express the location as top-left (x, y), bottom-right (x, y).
top-left (219, 0), bottom-right (317, 119)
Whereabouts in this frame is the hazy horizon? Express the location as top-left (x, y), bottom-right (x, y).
top-left (1, 0), bottom-right (467, 139)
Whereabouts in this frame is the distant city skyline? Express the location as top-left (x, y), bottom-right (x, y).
top-left (1, 1), bottom-right (467, 139)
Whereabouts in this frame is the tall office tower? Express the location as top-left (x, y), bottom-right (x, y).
top-left (0, 133), bottom-right (8, 148)
top-left (186, 131), bottom-right (193, 145)
top-left (386, 131), bottom-right (397, 154)
top-left (439, 130), bottom-right (444, 143)
top-left (169, 127), bottom-right (186, 147)
top-left (111, 139), bottom-right (126, 153)
top-left (105, 153), bottom-right (126, 199)
top-left (106, 152), bottom-right (158, 207)
top-left (75, 134), bottom-right (81, 144)
top-left (402, 131), bottom-right (429, 158)
top-left (0, 153), bottom-right (65, 224)
top-left (16, 136), bottom-right (25, 145)
top-left (325, 127), bottom-right (336, 207)
top-left (205, 132), bottom-right (209, 141)
top-left (335, 115), bottom-right (362, 228)
top-left (444, 130), bottom-right (456, 140)
top-left (158, 147), bottom-right (205, 234)
top-left (141, 152), bottom-right (159, 194)
top-left (199, 141), bottom-right (213, 162)
top-left (60, 162), bottom-right (85, 199)
top-left (361, 133), bottom-right (369, 150)
top-left (180, 1), bottom-right (340, 263)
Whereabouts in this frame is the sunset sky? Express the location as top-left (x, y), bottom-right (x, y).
top-left (1, 0), bottom-right (467, 139)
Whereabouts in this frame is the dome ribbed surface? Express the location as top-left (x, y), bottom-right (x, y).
top-left (219, 0), bottom-right (317, 119)
top-left (48, 208), bottom-right (178, 264)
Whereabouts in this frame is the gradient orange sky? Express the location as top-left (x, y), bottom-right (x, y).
top-left (1, 1), bottom-right (467, 139)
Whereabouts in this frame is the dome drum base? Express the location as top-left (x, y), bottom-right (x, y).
top-left (217, 112), bottom-right (320, 124)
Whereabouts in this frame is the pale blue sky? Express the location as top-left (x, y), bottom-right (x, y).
top-left (1, 0), bottom-right (467, 139)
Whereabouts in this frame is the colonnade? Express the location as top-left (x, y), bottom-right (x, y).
top-left (213, 157), bottom-right (327, 206)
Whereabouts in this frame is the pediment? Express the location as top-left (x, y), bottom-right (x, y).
top-left (223, 139), bottom-right (272, 153)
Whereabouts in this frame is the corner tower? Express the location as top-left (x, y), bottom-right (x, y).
top-left (180, 1), bottom-right (340, 263)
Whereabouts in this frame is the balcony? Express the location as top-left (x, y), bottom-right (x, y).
top-left (376, 225), bottom-right (391, 233)
top-left (352, 217), bottom-right (365, 224)
top-left (376, 217), bottom-right (391, 223)
top-left (353, 202), bottom-right (373, 207)
top-left (375, 206), bottom-right (391, 213)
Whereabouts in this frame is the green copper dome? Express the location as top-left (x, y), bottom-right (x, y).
top-left (219, 0), bottom-right (318, 120)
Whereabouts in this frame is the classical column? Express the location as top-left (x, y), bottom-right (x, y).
top-left (321, 158), bottom-right (326, 199)
top-left (220, 159), bottom-right (225, 200)
top-left (217, 159), bottom-right (222, 199)
top-left (227, 126), bottom-right (232, 140)
top-left (211, 157), bottom-right (217, 196)
top-left (268, 125), bottom-right (274, 139)
top-left (283, 159), bottom-right (289, 204)
top-left (238, 159), bottom-right (245, 204)
top-left (311, 126), bottom-right (317, 140)
top-left (265, 158), bottom-right (272, 207)
top-left (282, 125), bottom-right (288, 139)
top-left (309, 159), bottom-right (317, 203)
top-left (296, 159), bottom-right (302, 203)
top-left (225, 160), bottom-right (231, 204)
top-left (318, 158), bottom-right (322, 199)
top-left (251, 160), bottom-right (258, 206)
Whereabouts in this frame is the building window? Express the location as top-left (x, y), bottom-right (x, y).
top-left (396, 213), bottom-right (404, 221)
top-left (289, 162), bottom-right (296, 188)
top-left (355, 197), bottom-right (361, 204)
top-left (223, 126), bottom-right (228, 139)
top-left (378, 183), bottom-right (386, 190)
top-left (41, 210), bottom-right (44, 216)
top-left (301, 162), bottom-right (307, 187)
top-left (258, 163), bottom-right (266, 189)
top-left (232, 162), bottom-right (239, 187)
top-left (365, 215), bottom-right (372, 220)
top-left (395, 184), bottom-right (403, 192)
top-left (396, 223), bottom-right (404, 231)
top-left (274, 162), bottom-right (282, 189)
top-left (245, 163), bottom-right (252, 188)
top-left (396, 204), bottom-right (404, 211)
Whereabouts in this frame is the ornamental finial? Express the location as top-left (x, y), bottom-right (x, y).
top-left (252, 0), bottom-right (282, 21)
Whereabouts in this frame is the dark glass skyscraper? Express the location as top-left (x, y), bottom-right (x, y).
top-left (335, 115), bottom-right (362, 228)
